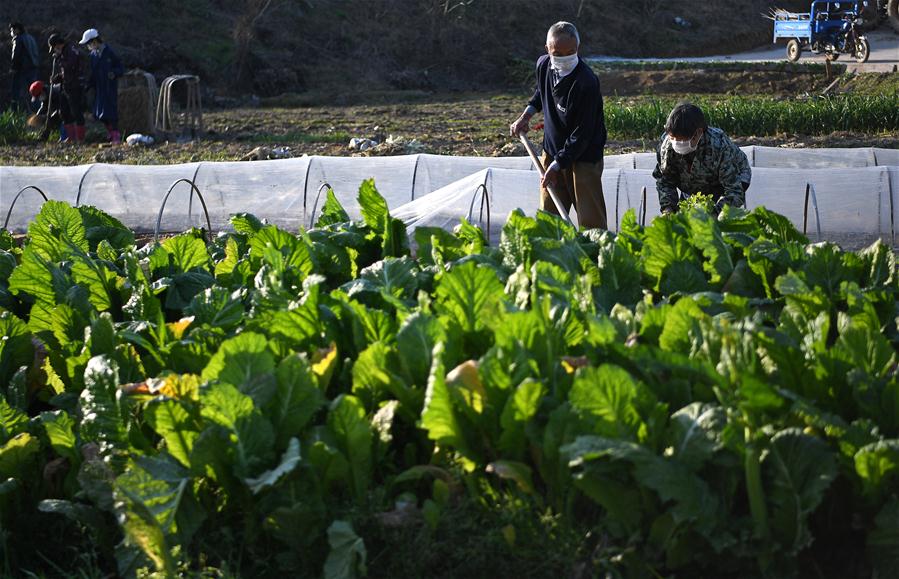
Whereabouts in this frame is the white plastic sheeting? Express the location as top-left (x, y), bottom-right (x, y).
top-left (603, 146), bottom-right (899, 171)
top-left (1, 149), bottom-right (898, 249)
top-left (394, 165), bottom-right (899, 249)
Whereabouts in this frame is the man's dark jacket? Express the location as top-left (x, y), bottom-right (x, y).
top-left (527, 54), bottom-right (607, 170)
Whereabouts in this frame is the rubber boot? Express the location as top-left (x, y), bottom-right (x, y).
top-left (63, 124), bottom-right (75, 143)
top-left (75, 125), bottom-right (86, 143)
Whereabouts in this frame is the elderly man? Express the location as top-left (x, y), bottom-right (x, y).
top-left (510, 21), bottom-right (608, 230)
top-left (653, 103), bottom-right (751, 215)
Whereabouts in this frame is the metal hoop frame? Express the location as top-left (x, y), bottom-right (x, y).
top-left (75, 164), bottom-right (96, 207)
top-left (639, 186), bottom-right (648, 227)
top-left (803, 182), bottom-right (823, 241)
top-left (154, 178), bottom-right (212, 242)
top-left (308, 182), bottom-right (334, 229)
top-left (410, 154), bottom-right (422, 201)
top-left (301, 157), bottom-right (316, 225)
top-left (3, 186), bottom-right (49, 230)
top-left (469, 183), bottom-right (492, 243)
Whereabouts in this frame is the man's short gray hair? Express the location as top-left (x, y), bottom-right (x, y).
top-left (547, 21), bottom-right (580, 46)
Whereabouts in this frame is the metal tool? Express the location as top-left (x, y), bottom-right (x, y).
top-left (517, 133), bottom-right (574, 226)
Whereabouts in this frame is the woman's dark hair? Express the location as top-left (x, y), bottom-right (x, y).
top-left (665, 103), bottom-right (708, 138)
top-left (48, 33), bottom-right (65, 47)
top-left (10, 22), bottom-right (25, 33)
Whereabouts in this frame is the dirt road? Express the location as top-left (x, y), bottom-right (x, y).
top-left (590, 29), bottom-right (899, 72)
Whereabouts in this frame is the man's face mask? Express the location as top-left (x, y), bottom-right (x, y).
top-left (549, 54), bottom-right (579, 76)
top-left (671, 130), bottom-right (702, 155)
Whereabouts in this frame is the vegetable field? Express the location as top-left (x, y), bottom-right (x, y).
top-left (1, 182), bottom-right (898, 578)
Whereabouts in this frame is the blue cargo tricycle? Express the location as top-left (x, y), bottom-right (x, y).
top-left (773, 1), bottom-right (871, 62)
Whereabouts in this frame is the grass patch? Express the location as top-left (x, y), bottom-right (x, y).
top-left (605, 94), bottom-right (899, 139)
top-left (842, 72), bottom-right (899, 96)
top-left (0, 109), bottom-right (36, 145)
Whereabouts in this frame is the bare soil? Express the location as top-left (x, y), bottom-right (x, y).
top-left (2, 84), bottom-right (897, 167)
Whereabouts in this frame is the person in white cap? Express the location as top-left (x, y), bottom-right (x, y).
top-left (80, 28), bottom-right (124, 144)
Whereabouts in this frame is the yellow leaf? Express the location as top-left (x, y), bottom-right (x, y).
top-left (312, 343), bottom-right (338, 389)
top-left (166, 316), bottom-right (195, 340)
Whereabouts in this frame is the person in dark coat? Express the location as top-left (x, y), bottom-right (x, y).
top-left (48, 33), bottom-right (86, 143)
top-left (80, 28), bottom-right (124, 143)
top-left (8, 22), bottom-right (40, 112)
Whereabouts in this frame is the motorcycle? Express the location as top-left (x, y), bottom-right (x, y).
top-left (773, 1), bottom-right (871, 63)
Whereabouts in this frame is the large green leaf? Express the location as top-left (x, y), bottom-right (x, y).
top-left (642, 214), bottom-right (706, 294)
top-left (855, 439), bottom-right (899, 498)
top-left (0, 398), bottom-right (29, 443)
top-left (230, 213), bottom-right (264, 235)
top-left (201, 332), bottom-right (276, 407)
top-left (185, 287), bottom-right (245, 330)
top-left (70, 258), bottom-right (118, 312)
top-left (346, 256), bottom-right (419, 302)
top-left (117, 456), bottom-right (190, 535)
top-left (435, 260), bottom-right (504, 333)
top-left (358, 179), bottom-right (389, 231)
top-left (0, 310), bottom-right (33, 389)
top-left (499, 379), bottom-right (546, 457)
top-left (857, 239), bottom-right (896, 289)
top-left (396, 312), bottom-right (445, 388)
top-left (27, 200), bottom-right (88, 262)
top-left (594, 235), bottom-right (642, 311)
top-left (327, 395), bottom-right (373, 503)
top-left (114, 457), bottom-right (186, 576)
top-left (568, 365), bottom-right (645, 441)
top-left (564, 436), bottom-right (720, 537)
top-left (316, 187), bottom-right (350, 228)
top-left (420, 343), bottom-right (466, 453)
top-left (200, 381), bottom-right (275, 478)
top-left (249, 225), bottom-right (315, 277)
top-left (161, 234), bottom-right (210, 273)
top-left (323, 520), bottom-right (367, 579)
top-left (834, 321), bottom-right (896, 379)
top-left (752, 206), bottom-right (807, 245)
top-left (0, 432), bottom-right (40, 480)
top-left (245, 437), bottom-right (301, 494)
top-left (665, 403), bottom-right (725, 471)
top-left (39, 410), bottom-right (79, 464)
top-left (352, 341), bottom-right (418, 416)
top-left (79, 355), bottom-right (128, 457)
top-left (763, 428), bottom-right (838, 553)
top-left (255, 303), bottom-right (323, 351)
top-left (7, 246), bottom-right (64, 305)
top-left (686, 208), bottom-right (734, 286)
top-left (268, 354), bottom-right (324, 448)
top-left (78, 205), bottom-right (134, 250)
top-left (145, 400), bottom-right (200, 468)
top-left (658, 297), bottom-right (706, 354)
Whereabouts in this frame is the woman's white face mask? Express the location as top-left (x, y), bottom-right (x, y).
top-left (671, 130), bottom-right (702, 155)
top-left (550, 54), bottom-right (579, 76)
